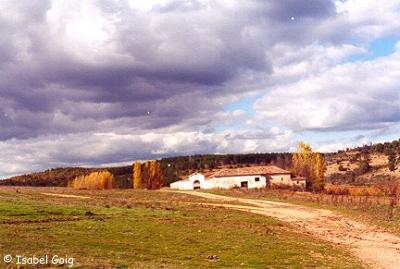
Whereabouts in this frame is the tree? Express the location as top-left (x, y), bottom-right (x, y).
top-left (133, 161), bottom-right (142, 189)
top-left (132, 160), bottom-right (164, 190)
top-left (149, 160), bottom-right (157, 189)
top-left (70, 170), bottom-right (115, 190)
top-left (359, 159), bottom-right (370, 174)
top-left (313, 153), bottom-right (325, 192)
top-left (142, 161), bottom-right (150, 189)
top-left (292, 142), bottom-right (326, 192)
top-left (292, 142), bottom-right (313, 180)
top-left (388, 150), bottom-right (397, 171)
top-left (154, 161), bottom-right (164, 189)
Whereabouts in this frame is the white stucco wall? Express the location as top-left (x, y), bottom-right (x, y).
top-left (269, 174), bottom-right (291, 185)
top-left (291, 179), bottom-right (306, 188)
top-left (170, 172), bottom-right (303, 190)
top-left (270, 174), bottom-right (306, 188)
top-left (188, 173), bottom-right (205, 182)
top-left (170, 173), bottom-right (214, 190)
top-left (212, 175), bottom-right (267, 189)
top-left (170, 180), bottom-right (193, 190)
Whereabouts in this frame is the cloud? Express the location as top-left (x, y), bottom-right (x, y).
top-left (0, 128), bottom-right (292, 178)
top-left (254, 46), bottom-right (400, 131)
top-left (335, 0), bottom-right (400, 40)
top-left (0, 0), bottom-right (399, 176)
top-left (0, 0), bottom-right (341, 141)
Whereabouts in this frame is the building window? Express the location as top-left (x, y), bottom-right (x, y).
top-left (255, 177), bottom-right (260, 182)
top-left (297, 181), bottom-right (299, 184)
top-left (281, 177), bottom-right (283, 181)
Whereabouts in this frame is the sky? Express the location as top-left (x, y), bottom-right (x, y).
top-left (1, 0), bottom-right (400, 178)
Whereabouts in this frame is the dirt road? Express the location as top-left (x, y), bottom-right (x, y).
top-left (177, 191), bottom-right (400, 269)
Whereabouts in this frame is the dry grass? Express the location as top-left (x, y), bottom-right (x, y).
top-left (209, 186), bottom-right (400, 236)
top-left (324, 184), bottom-right (383, 196)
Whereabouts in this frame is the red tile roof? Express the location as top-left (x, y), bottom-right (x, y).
top-left (210, 165), bottom-right (290, 178)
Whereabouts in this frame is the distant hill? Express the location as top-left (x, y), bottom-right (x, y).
top-left (2, 139), bottom-right (399, 187)
top-left (1, 153), bottom-right (292, 187)
top-left (0, 166), bottom-right (133, 188)
top-left (325, 139), bottom-right (400, 185)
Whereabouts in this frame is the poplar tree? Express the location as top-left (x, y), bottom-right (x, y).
top-left (149, 160), bottom-right (158, 189)
top-left (133, 161), bottom-right (142, 189)
top-left (313, 153), bottom-right (325, 192)
top-left (292, 142), bottom-right (326, 192)
top-left (71, 170), bottom-right (115, 190)
top-left (142, 161), bottom-right (150, 189)
top-left (155, 161), bottom-right (164, 188)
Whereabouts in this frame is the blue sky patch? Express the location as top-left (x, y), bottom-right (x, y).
top-left (225, 94), bottom-right (262, 115)
top-left (349, 36), bottom-right (399, 62)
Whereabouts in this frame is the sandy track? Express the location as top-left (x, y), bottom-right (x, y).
top-left (41, 193), bottom-right (91, 199)
top-left (176, 191), bottom-right (400, 269)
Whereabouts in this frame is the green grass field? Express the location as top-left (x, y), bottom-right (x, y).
top-left (0, 187), bottom-right (365, 268)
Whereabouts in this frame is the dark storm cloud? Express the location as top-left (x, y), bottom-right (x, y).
top-left (153, 0), bottom-right (207, 13)
top-left (3, 0), bottom-right (400, 177)
top-left (0, 0), bottom-right (340, 142)
top-left (265, 0), bottom-right (335, 21)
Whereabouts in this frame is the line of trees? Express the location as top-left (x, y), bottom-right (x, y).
top-left (292, 142), bottom-right (326, 192)
top-left (132, 160), bottom-right (164, 189)
top-left (69, 170), bottom-right (115, 190)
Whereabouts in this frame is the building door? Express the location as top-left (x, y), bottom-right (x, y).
top-left (240, 181), bottom-right (248, 189)
top-left (265, 177), bottom-right (271, 188)
top-left (193, 180), bottom-right (201, 190)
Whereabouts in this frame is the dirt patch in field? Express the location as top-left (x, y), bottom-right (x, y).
top-left (177, 191), bottom-right (400, 269)
top-left (41, 193), bottom-right (91, 199)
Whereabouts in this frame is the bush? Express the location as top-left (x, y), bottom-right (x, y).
top-left (359, 160), bottom-right (371, 174)
top-left (388, 150), bottom-right (397, 171)
top-left (270, 183), bottom-right (305, 192)
top-left (70, 170), bottom-right (115, 190)
top-left (338, 165), bottom-right (347, 172)
top-left (324, 185), bottom-right (383, 196)
top-left (324, 185), bottom-right (350, 195)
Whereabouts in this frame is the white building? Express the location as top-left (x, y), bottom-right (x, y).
top-left (170, 165), bottom-right (306, 190)
top-left (169, 172), bottom-right (213, 190)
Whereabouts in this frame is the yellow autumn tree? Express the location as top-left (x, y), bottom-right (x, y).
top-left (292, 142), bottom-right (325, 192)
top-left (70, 170), bottom-right (115, 190)
top-left (142, 161), bottom-right (150, 189)
top-left (155, 161), bottom-right (164, 189)
top-left (133, 161), bottom-right (142, 189)
top-left (149, 161), bottom-right (158, 190)
top-left (313, 153), bottom-right (326, 192)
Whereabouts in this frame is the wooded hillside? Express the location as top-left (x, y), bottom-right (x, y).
top-left (2, 138), bottom-right (399, 187)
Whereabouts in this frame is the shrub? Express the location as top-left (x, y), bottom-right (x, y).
top-left (359, 160), bottom-right (371, 174)
top-left (324, 185), bottom-right (350, 195)
top-left (70, 171), bottom-right (115, 190)
top-left (270, 183), bottom-right (304, 192)
top-left (338, 164), bottom-right (347, 172)
top-left (324, 184), bottom-right (383, 196)
top-left (388, 150), bottom-right (397, 171)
